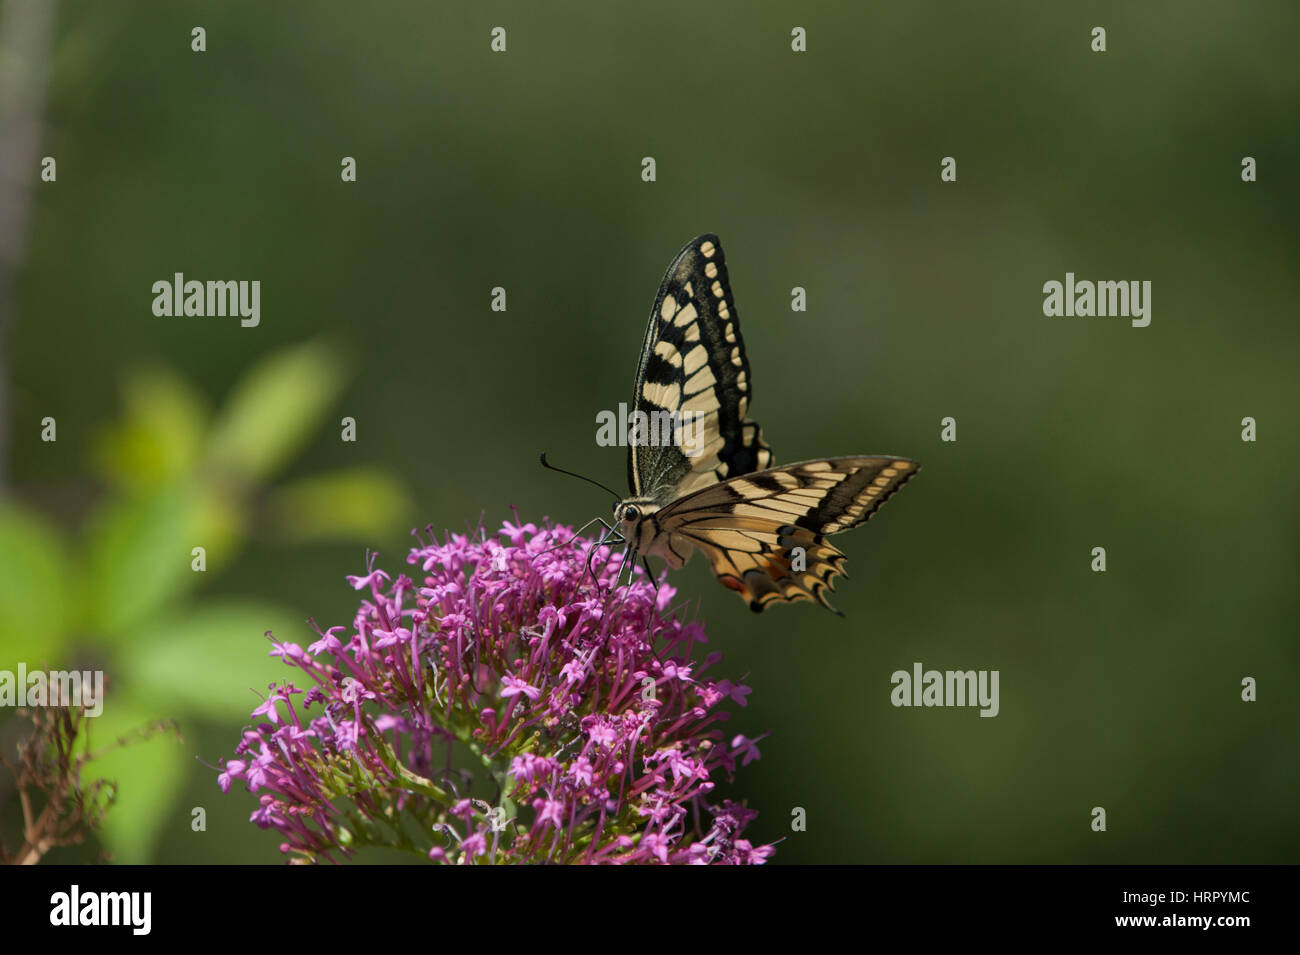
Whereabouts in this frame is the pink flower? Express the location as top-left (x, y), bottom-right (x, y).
top-left (501, 674), bottom-right (541, 701)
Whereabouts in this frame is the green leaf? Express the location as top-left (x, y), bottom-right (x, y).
top-left (84, 485), bottom-right (200, 640)
top-left (269, 467), bottom-right (411, 542)
top-left (204, 342), bottom-right (344, 482)
top-left (123, 600), bottom-right (310, 720)
top-left (93, 366), bottom-right (208, 492)
top-left (0, 504), bottom-right (69, 663)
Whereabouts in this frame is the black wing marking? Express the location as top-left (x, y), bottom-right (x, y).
top-left (627, 234), bottom-right (773, 498)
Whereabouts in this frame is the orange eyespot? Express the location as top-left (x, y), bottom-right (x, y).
top-left (719, 575), bottom-right (746, 593)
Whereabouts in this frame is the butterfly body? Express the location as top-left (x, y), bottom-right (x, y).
top-left (611, 234), bottom-right (918, 613)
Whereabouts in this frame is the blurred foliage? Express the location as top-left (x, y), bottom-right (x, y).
top-left (0, 699), bottom-right (178, 865)
top-left (0, 343), bottom-right (410, 862)
top-left (3, 1), bottom-right (1298, 863)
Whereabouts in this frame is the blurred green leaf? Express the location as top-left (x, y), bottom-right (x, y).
top-left (93, 366), bottom-right (208, 492)
top-left (189, 483), bottom-right (246, 574)
top-left (269, 466), bottom-right (411, 542)
top-left (0, 504), bottom-right (69, 662)
top-left (124, 600), bottom-right (310, 720)
top-left (204, 342), bottom-right (344, 482)
top-left (87, 699), bottom-right (187, 865)
top-left (84, 485), bottom-right (200, 639)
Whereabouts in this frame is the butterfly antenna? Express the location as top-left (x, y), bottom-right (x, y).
top-left (539, 452), bottom-right (621, 502)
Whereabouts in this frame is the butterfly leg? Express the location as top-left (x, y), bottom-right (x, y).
top-left (583, 519), bottom-right (625, 585)
top-left (608, 541), bottom-right (642, 618)
top-left (532, 516), bottom-right (611, 560)
top-left (618, 539), bottom-right (642, 590)
top-left (642, 557), bottom-right (658, 597)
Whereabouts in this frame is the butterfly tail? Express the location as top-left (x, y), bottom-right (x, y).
top-left (703, 526), bottom-right (849, 615)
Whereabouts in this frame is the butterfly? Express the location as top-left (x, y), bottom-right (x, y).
top-left (591, 234), bottom-right (919, 614)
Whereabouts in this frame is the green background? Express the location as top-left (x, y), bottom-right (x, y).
top-left (2, 0), bottom-right (1297, 864)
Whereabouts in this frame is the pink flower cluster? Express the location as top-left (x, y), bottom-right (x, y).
top-left (218, 517), bottom-right (774, 864)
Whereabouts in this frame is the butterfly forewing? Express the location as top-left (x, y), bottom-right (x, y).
top-left (628, 234), bottom-right (772, 499)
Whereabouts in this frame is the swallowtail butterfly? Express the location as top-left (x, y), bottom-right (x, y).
top-left (606, 234), bottom-right (919, 614)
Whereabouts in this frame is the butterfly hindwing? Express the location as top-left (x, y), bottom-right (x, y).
top-left (655, 457), bottom-right (919, 612)
top-left (628, 234), bottom-right (772, 499)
